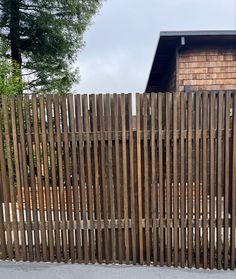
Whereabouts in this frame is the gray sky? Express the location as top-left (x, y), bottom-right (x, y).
top-left (74, 0), bottom-right (236, 94)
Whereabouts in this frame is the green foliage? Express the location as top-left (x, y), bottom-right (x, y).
top-left (0, 0), bottom-right (103, 94)
top-left (0, 41), bottom-right (24, 96)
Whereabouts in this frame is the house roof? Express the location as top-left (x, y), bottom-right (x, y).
top-left (145, 30), bottom-right (236, 92)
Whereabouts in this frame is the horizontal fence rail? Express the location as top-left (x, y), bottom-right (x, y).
top-left (0, 91), bottom-right (235, 269)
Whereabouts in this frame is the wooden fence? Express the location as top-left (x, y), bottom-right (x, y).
top-left (0, 92), bottom-right (235, 270)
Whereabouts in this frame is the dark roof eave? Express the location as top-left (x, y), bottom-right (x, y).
top-left (145, 30), bottom-right (236, 93)
top-left (159, 30), bottom-right (236, 37)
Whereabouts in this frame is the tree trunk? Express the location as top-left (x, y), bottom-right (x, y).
top-left (9, 0), bottom-right (21, 65)
top-left (9, 0), bottom-right (23, 93)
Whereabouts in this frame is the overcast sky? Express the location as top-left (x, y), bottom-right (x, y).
top-left (74, 0), bottom-right (236, 94)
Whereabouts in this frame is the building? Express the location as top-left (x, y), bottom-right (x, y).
top-left (145, 31), bottom-right (236, 93)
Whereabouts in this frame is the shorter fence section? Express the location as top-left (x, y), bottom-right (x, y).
top-left (0, 92), bottom-right (235, 269)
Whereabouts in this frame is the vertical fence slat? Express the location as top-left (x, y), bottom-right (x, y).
top-left (151, 93), bottom-right (157, 265)
top-left (47, 95), bottom-right (61, 262)
top-left (143, 94), bottom-right (150, 265)
top-left (202, 92), bottom-right (208, 268)
top-left (39, 96), bottom-right (55, 262)
top-left (105, 94), bottom-right (116, 262)
top-left (97, 94), bottom-right (109, 263)
top-left (25, 96), bottom-right (41, 261)
top-left (76, 94), bottom-right (89, 263)
top-left (158, 93), bottom-right (164, 266)
top-left (128, 93), bottom-right (137, 264)
top-left (103, 96), bottom-right (110, 262)
top-left (90, 94), bottom-right (102, 263)
top-left (209, 93), bottom-right (215, 269)
top-left (68, 95), bottom-right (82, 263)
top-left (0, 174), bottom-right (6, 259)
top-left (173, 93), bottom-right (178, 266)
top-left (136, 93), bottom-right (143, 264)
top-left (61, 95), bottom-right (75, 263)
top-left (224, 92), bottom-right (230, 270)
top-left (165, 93), bottom-right (171, 266)
top-left (187, 93), bottom-right (193, 267)
top-left (113, 94), bottom-right (123, 263)
top-left (1, 97), bottom-right (13, 260)
top-left (217, 93), bottom-right (223, 269)
top-left (121, 94), bottom-right (130, 264)
top-left (231, 91), bottom-right (236, 270)
top-left (180, 93), bottom-right (186, 267)
top-left (4, 97), bottom-right (20, 260)
top-left (18, 96), bottom-right (34, 260)
top-left (54, 95), bottom-right (68, 261)
top-left (83, 95), bottom-right (96, 263)
top-left (32, 95), bottom-right (47, 261)
top-left (195, 93), bottom-right (200, 268)
top-left (11, 97), bottom-right (27, 261)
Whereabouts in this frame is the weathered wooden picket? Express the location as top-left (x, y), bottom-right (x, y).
top-left (0, 92), bottom-right (235, 269)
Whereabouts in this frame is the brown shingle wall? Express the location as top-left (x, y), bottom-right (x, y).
top-left (178, 47), bottom-right (236, 92)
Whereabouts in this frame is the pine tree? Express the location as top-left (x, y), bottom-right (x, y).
top-left (0, 0), bottom-right (103, 93)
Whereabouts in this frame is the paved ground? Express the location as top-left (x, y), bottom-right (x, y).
top-left (0, 261), bottom-right (235, 279)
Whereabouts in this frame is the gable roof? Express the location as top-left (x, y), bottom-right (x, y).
top-left (145, 30), bottom-right (236, 92)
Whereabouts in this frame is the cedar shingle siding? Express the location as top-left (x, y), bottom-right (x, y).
top-left (178, 47), bottom-right (236, 92)
top-left (146, 31), bottom-right (236, 93)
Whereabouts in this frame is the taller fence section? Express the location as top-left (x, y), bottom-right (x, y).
top-left (0, 92), bottom-right (235, 269)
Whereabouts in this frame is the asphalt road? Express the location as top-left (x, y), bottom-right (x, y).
top-left (0, 261), bottom-right (236, 279)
